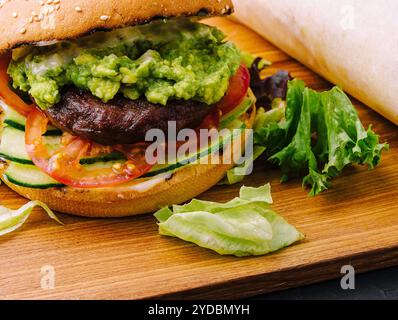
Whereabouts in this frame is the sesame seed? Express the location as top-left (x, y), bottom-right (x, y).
top-left (47, 0), bottom-right (53, 4)
top-left (28, 16), bottom-right (33, 23)
top-left (112, 163), bottom-right (122, 171)
top-left (75, 6), bottom-right (82, 12)
top-left (100, 15), bottom-right (110, 21)
top-left (12, 12), bottom-right (18, 18)
top-left (55, 4), bottom-right (60, 10)
top-left (20, 27), bottom-right (27, 34)
top-left (53, 0), bottom-right (60, 4)
top-left (127, 164), bottom-right (136, 171)
top-left (32, 11), bottom-right (38, 16)
top-left (40, 0), bottom-right (44, 5)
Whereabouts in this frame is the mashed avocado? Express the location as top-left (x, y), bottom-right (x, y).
top-left (8, 19), bottom-right (241, 109)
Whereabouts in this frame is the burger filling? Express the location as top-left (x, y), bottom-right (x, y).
top-left (0, 18), bottom-right (252, 188)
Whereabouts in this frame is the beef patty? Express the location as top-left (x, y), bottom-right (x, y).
top-left (45, 89), bottom-right (215, 145)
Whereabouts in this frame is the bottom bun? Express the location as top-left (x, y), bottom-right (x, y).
top-left (1, 108), bottom-right (255, 218)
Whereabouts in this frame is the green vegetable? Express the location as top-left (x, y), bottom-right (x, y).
top-left (219, 145), bottom-right (266, 185)
top-left (254, 80), bottom-right (388, 196)
top-left (0, 200), bottom-right (62, 236)
top-left (241, 51), bottom-right (271, 69)
top-left (154, 184), bottom-right (303, 257)
top-left (8, 19), bottom-right (241, 109)
top-left (220, 89), bottom-right (256, 128)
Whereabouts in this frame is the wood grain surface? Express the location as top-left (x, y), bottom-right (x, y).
top-left (0, 17), bottom-right (397, 300)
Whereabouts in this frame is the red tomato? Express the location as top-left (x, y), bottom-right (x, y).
top-left (217, 64), bottom-right (250, 115)
top-left (198, 108), bottom-right (221, 130)
top-left (25, 108), bottom-right (153, 188)
top-left (0, 53), bottom-right (34, 116)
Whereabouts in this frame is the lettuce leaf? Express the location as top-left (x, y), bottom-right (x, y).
top-left (254, 79), bottom-right (388, 196)
top-left (154, 184), bottom-right (303, 257)
top-left (254, 79), bottom-right (305, 156)
top-left (269, 88), bottom-right (319, 182)
top-left (0, 200), bottom-right (62, 236)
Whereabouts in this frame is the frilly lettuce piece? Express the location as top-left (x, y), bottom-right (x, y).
top-left (0, 201), bottom-right (63, 236)
top-left (306, 86), bottom-right (388, 195)
top-left (303, 168), bottom-right (331, 197)
top-left (254, 78), bottom-right (388, 196)
top-left (317, 87), bottom-right (389, 175)
top-left (154, 184), bottom-right (303, 257)
top-left (269, 88), bottom-right (321, 182)
top-left (254, 80), bottom-right (305, 156)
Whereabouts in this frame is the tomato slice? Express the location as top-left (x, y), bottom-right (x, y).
top-left (217, 64), bottom-right (250, 115)
top-left (0, 53), bottom-right (34, 117)
top-left (198, 108), bottom-right (221, 130)
top-left (25, 108), bottom-right (154, 188)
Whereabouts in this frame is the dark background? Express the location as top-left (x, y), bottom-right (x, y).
top-left (254, 266), bottom-right (398, 300)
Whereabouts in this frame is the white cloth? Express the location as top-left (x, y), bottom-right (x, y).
top-left (233, 0), bottom-right (398, 124)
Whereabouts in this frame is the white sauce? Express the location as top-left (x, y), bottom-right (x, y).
top-left (22, 18), bottom-right (195, 76)
top-left (128, 172), bottom-right (173, 193)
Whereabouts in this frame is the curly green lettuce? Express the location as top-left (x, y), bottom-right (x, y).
top-left (254, 79), bottom-right (388, 196)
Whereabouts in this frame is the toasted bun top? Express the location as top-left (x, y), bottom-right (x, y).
top-left (0, 0), bottom-right (233, 52)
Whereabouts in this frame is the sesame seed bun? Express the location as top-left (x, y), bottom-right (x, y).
top-left (0, 0), bottom-right (234, 52)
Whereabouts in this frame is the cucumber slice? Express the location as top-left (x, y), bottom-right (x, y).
top-left (3, 162), bottom-right (65, 189)
top-left (220, 89), bottom-right (256, 128)
top-left (2, 160), bottom-right (129, 189)
top-left (79, 152), bottom-right (126, 165)
top-left (0, 126), bottom-right (62, 164)
top-left (1, 100), bottom-right (62, 136)
top-left (2, 160), bottom-right (127, 189)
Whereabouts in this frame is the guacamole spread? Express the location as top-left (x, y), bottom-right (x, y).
top-left (8, 19), bottom-right (241, 109)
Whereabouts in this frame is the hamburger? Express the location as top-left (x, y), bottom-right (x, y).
top-left (0, 0), bottom-right (257, 217)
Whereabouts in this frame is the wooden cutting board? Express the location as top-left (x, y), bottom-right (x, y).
top-left (1, 17), bottom-right (397, 300)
